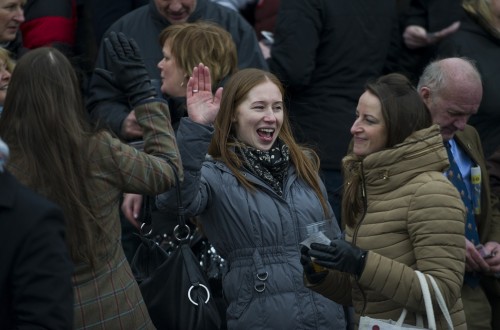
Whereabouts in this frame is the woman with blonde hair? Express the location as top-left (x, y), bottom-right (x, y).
top-left (122, 20), bottom-right (238, 224)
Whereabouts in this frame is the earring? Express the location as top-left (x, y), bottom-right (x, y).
top-left (180, 74), bottom-right (189, 88)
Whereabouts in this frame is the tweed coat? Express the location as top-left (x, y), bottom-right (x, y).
top-left (157, 118), bottom-right (347, 329)
top-left (307, 125), bottom-right (467, 329)
top-left (456, 126), bottom-right (500, 322)
top-left (7, 99), bottom-right (181, 330)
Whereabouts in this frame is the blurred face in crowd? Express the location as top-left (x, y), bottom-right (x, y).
top-left (351, 90), bottom-right (388, 156)
top-left (0, 59), bottom-right (10, 104)
top-left (0, 0), bottom-right (24, 42)
top-left (419, 81), bottom-right (481, 141)
top-left (154, 0), bottom-right (197, 24)
top-left (233, 80), bottom-right (284, 151)
top-left (157, 40), bottom-right (187, 97)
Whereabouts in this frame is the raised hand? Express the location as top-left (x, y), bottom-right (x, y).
top-left (186, 63), bottom-right (223, 126)
top-left (103, 31), bottom-right (156, 106)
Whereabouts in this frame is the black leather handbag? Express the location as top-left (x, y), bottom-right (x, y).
top-left (130, 165), bottom-right (222, 330)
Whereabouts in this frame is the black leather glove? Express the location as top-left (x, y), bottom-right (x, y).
top-left (300, 246), bottom-right (328, 284)
top-left (309, 239), bottom-right (367, 277)
top-left (103, 31), bottom-right (156, 106)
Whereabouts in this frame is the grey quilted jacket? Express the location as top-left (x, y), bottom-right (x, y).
top-left (157, 118), bottom-right (346, 329)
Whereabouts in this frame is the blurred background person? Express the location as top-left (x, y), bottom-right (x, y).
top-left (436, 0), bottom-right (500, 158)
top-left (0, 137), bottom-right (74, 330)
top-left (0, 47), bottom-right (13, 115)
top-left (20, 0), bottom-right (77, 55)
top-left (0, 0), bottom-right (26, 58)
top-left (398, 0), bottom-right (462, 83)
top-left (87, 0), bottom-right (267, 143)
top-left (262, 0), bottom-right (401, 225)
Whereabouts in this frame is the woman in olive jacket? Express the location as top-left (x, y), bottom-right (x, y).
top-left (304, 73), bottom-right (467, 329)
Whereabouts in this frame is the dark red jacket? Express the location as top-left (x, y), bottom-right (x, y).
top-left (20, 0), bottom-right (77, 49)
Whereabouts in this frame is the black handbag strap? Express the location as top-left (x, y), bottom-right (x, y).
top-left (166, 159), bottom-right (191, 242)
top-left (138, 158), bottom-right (191, 241)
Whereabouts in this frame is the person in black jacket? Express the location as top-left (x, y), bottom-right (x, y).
top-left (0, 0), bottom-right (26, 59)
top-left (0, 138), bottom-right (74, 330)
top-left (262, 0), bottom-right (400, 227)
top-left (87, 0), bottom-right (267, 140)
top-left (398, 0), bottom-right (463, 83)
top-left (436, 0), bottom-right (500, 159)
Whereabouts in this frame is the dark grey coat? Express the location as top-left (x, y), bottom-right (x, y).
top-left (157, 118), bottom-right (346, 329)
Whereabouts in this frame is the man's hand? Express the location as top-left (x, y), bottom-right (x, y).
top-left (121, 193), bottom-right (143, 229)
top-left (484, 241), bottom-right (500, 275)
top-left (120, 111), bottom-right (143, 139)
top-left (465, 238), bottom-right (491, 273)
top-left (403, 21), bottom-right (460, 49)
top-left (259, 41), bottom-right (271, 59)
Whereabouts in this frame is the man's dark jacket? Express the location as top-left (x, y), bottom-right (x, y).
top-left (267, 0), bottom-right (400, 170)
top-left (87, 0), bottom-right (268, 137)
top-left (0, 171), bottom-right (74, 330)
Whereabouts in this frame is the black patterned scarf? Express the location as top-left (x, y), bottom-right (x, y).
top-left (237, 140), bottom-right (290, 196)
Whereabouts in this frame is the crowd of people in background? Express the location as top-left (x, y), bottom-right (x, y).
top-left (1, 0), bottom-right (500, 329)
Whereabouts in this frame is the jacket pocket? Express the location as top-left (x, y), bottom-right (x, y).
top-left (226, 271), bottom-right (253, 320)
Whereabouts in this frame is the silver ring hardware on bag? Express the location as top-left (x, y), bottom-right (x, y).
top-left (173, 223), bottom-right (191, 241)
top-left (188, 283), bottom-right (211, 305)
top-left (140, 222), bottom-right (153, 236)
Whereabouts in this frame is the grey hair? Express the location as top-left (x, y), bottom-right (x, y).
top-left (417, 57), bottom-right (481, 92)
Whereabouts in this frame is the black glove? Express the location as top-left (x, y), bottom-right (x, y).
top-left (300, 246), bottom-right (328, 284)
top-left (103, 31), bottom-right (156, 106)
top-left (309, 239), bottom-right (367, 277)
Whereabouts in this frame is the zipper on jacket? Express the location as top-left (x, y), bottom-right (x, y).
top-left (352, 161), bottom-right (369, 315)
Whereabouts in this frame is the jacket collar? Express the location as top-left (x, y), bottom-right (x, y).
top-left (360, 125), bottom-right (448, 194)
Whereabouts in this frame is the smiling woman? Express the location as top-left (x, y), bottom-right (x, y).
top-left (156, 65), bottom-right (347, 329)
top-left (302, 73), bottom-right (469, 329)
